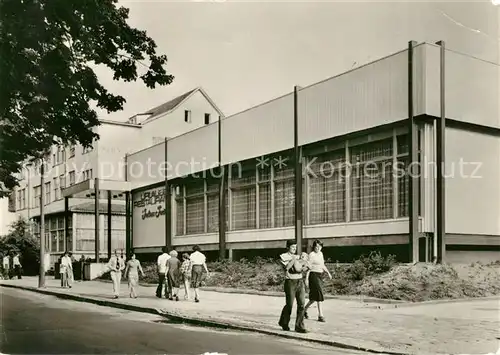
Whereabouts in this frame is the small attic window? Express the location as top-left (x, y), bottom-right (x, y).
top-left (184, 110), bottom-right (191, 123)
top-left (204, 113), bottom-right (210, 125)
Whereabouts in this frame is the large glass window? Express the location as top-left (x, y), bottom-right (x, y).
top-left (258, 165), bottom-right (272, 229)
top-left (308, 149), bottom-right (346, 224)
top-left (206, 179), bottom-right (219, 233)
top-left (274, 165), bottom-right (294, 228)
top-left (175, 186), bottom-right (184, 236)
top-left (185, 183), bottom-right (204, 235)
top-left (350, 139), bottom-right (393, 221)
top-left (231, 168), bottom-right (256, 231)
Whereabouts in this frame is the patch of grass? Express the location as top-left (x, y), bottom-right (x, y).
top-left (134, 252), bottom-right (500, 302)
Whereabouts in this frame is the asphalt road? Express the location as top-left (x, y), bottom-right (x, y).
top-left (0, 287), bottom-right (367, 355)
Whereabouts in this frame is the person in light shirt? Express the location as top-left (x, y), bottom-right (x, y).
top-left (102, 249), bottom-right (126, 298)
top-left (304, 239), bottom-right (332, 322)
top-left (12, 252), bottom-right (22, 279)
top-left (278, 240), bottom-right (307, 333)
top-left (189, 245), bottom-right (210, 303)
top-left (156, 247), bottom-right (171, 298)
top-left (60, 251), bottom-right (73, 288)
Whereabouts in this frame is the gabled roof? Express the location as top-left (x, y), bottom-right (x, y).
top-left (144, 88), bottom-right (197, 117)
top-left (141, 87), bottom-right (225, 124)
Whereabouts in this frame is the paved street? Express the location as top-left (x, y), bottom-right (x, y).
top-left (0, 287), bottom-right (363, 355)
top-left (1, 277), bottom-right (500, 355)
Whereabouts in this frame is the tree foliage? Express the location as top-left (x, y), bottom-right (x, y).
top-left (0, 0), bottom-right (174, 196)
top-left (0, 217), bottom-right (40, 276)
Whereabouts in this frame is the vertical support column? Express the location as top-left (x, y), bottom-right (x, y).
top-left (408, 40), bottom-right (420, 263)
top-left (164, 138), bottom-right (172, 250)
top-left (125, 191), bottom-right (131, 256)
top-left (64, 197), bottom-right (70, 252)
top-left (218, 115), bottom-right (227, 260)
top-left (344, 141), bottom-right (351, 222)
top-left (130, 192), bottom-right (134, 253)
top-left (294, 85), bottom-right (303, 253)
top-left (38, 160), bottom-right (46, 288)
top-left (94, 178), bottom-right (100, 262)
top-left (435, 40), bottom-right (446, 264)
top-left (392, 131), bottom-right (399, 219)
top-left (107, 190), bottom-right (112, 259)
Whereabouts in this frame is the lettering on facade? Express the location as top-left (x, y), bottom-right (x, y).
top-left (133, 188), bottom-right (166, 220)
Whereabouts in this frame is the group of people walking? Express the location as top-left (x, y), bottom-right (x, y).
top-left (52, 239), bottom-right (329, 336)
top-left (156, 245), bottom-right (210, 303)
top-left (278, 239), bottom-right (332, 334)
top-left (99, 244), bottom-right (209, 301)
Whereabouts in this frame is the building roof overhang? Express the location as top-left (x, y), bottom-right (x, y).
top-left (61, 179), bottom-right (134, 198)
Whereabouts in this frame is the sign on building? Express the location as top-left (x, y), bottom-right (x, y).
top-left (132, 186), bottom-right (166, 248)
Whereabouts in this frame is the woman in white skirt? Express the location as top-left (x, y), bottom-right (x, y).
top-left (124, 252), bottom-right (144, 298)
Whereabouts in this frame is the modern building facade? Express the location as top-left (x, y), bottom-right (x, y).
top-left (126, 43), bottom-right (500, 264)
top-left (8, 88), bottom-right (223, 265)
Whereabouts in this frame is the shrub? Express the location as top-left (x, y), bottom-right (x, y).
top-left (0, 218), bottom-right (40, 276)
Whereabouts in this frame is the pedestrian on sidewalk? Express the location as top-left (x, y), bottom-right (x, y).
top-left (190, 245), bottom-right (210, 303)
top-left (60, 251), bottom-right (73, 288)
top-left (156, 247), bottom-right (170, 298)
top-left (58, 255), bottom-right (65, 287)
top-left (165, 250), bottom-right (181, 301)
top-left (12, 252), bottom-right (22, 279)
top-left (124, 252), bottom-right (144, 298)
top-left (67, 252), bottom-right (75, 285)
top-left (102, 249), bottom-right (126, 299)
top-left (278, 240), bottom-right (307, 334)
top-left (304, 239), bottom-right (332, 322)
top-left (180, 253), bottom-right (192, 300)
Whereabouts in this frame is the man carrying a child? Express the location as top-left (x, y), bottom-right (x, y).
top-left (278, 240), bottom-right (308, 333)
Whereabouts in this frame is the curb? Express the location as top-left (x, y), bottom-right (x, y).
top-left (0, 283), bottom-right (408, 355)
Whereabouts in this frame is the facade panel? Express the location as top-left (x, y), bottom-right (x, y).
top-left (221, 94), bottom-right (294, 165)
top-left (445, 128), bottom-right (500, 235)
top-left (167, 123), bottom-right (219, 179)
top-left (425, 43), bottom-right (500, 128)
top-left (127, 142), bottom-right (165, 185)
top-left (298, 50), bottom-right (411, 146)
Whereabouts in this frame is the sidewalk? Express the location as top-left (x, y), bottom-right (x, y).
top-left (1, 277), bottom-right (499, 355)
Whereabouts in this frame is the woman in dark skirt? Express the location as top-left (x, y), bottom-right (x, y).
top-left (304, 240), bottom-right (332, 322)
top-left (189, 245), bottom-right (210, 303)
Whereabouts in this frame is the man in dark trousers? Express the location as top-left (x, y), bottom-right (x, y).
top-left (278, 240), bottom-right (307, 333)
top-left (12, 252), bottom-right (22, 279)
top-left (156, 247), bottom-right (170, 298)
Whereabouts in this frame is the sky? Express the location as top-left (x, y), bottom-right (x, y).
top-left (1, 0), bottom-right (499, 235)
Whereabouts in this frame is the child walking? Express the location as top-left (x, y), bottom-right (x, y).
top-left (179, 253), bottom-right (192, 300)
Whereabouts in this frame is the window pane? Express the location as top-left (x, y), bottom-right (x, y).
top-left (351, 160), bottom-right (393, 221)
top-left (308, 151), bottom-right (346, 224)
top-left (67, 230), bottom-right (73, 252)
top-left (232, 187), bottom-right (256, 230)
top-left (51, 231), bottom-right (57, 252)
top-left (207, 193), bottom-right (219, 232)
top-left (258, 183), bottom-right (271, 229)
top-left (58, 230), bottom-right (65, 252)
top-left (186, 197), bottom-right (204, 235)
top-left (397, 156), bottom-right (409, 217)
top-left (274, 179), bottom-right (294, 227)
top-left (350, 139), bottom-right (394, 221)
top-left (175, 198), bottom-right (184, 235)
